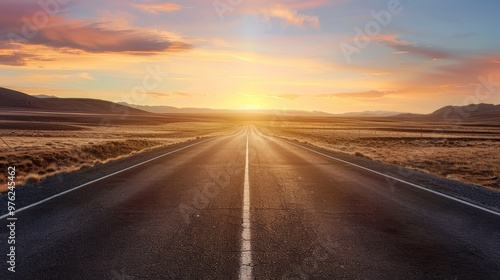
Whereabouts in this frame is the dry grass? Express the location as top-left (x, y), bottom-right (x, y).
top-left (258, 119), bottom-right (500, 190)
top-left (0, 121), bottom-right (238, 192)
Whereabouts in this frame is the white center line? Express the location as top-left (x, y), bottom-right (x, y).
top-left (239, 132), bottom-right (253, 280)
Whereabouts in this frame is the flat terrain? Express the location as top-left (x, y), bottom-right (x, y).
top-left (259, 118), bottom-right (500, 189)
top-left (1, 126), bottom-right (499, 279)
top-left (0, 116), bottom-right (238, 191)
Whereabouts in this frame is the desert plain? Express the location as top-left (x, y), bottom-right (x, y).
top-left (259, 117), bottom-right (500, 190)
top-left (0, 113), bottom-right (239, 192)
top-left (1, 110), bottom-right (499, 193)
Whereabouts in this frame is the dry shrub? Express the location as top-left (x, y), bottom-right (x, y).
top-left (261, 120), bottom-right (500, 190)
top-left (0, 139), bottom-right (162, 192)
top-left (354, 151), bottom-right (372, 160)
top-left (24, 175), bottom-right (41, 185)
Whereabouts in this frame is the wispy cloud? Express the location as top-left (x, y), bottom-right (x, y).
top-left (267, 93), bottom-right (302, 100)
top-left (342, 34), bottom-right (408, 45)
top-left (2, 20), bottom-right (192, 54)
top-left (389, 44), bottom-right (454, 60)
top-left (144, 92), bottom-right (197, 98)
top-left (0, 53), bottom-right (32, 66)
top-left (132, 3), bottom-right (183, 14)
top-left (288, 0), bottom-right (330, 10)
top-left (365, 34), bottom-right (456, 60)
top-left (35, 22), bottom-right (192, 53)
top-left (364, 72), bottom-right (391, 77)
top-left (0, 1), bottom-right (192, 66)
top-left (75, 72), bottom-right (95, 80)
top-left (434, 56), bottom-right (500, 80)
top-left (249, 5), bottom-right (320, 29)
top-left (18, 72), bottom-right (96, 82)
top-left (318, 90), bottom-right (396, 99)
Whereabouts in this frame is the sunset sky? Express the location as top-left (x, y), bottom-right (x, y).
top-left (1, 0), bottom-right (499, 113)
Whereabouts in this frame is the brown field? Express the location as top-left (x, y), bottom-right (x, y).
top-left (0, 120), bottom-right (238, 192)
top-left (257, 118), bottom-right (500, 190)
top-left (2, 114), bottom-right (499, 193)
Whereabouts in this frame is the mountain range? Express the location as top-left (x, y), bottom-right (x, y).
top-left (0, 87), bottom-right (149, 115)
top-left (1, 87), bottom-right (499, 121)
top-left (392, 104), bottom-right (500, 122)
top-left (119, 102), bottom-right (342, 117)
top-left (119, 102), bottom-right (404, 117)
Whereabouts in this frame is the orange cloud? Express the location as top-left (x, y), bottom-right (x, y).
top-left (267, 93), bottom-right (302, 100)
top-left (75, 72), bottom-right (95, 80)
top-left (16, 72), bottom-right (96, 83)
top-left (33, 20), bottom-right (191, 53)
top-left (239, 0), bottom-right (331, 10)
top-left (0, 53), bottom-right (33, 66)
top-left (144, 92), bottom-right (197, 98)
top-left (1, 23), bottom-right (192, 66)
top-left (132, 3), bottom-right (183, 14)
top-left (0, 1), bottom-right (192, 66)
top-left (250, 5), bottom-right (320, 29)
top-left (364, 72), bottom-right (391, 76)
top-left (318, 90), bottom-right (396, 99)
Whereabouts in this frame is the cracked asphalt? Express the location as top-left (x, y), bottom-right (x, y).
top-left (1, 125), bottom-right (500, 279)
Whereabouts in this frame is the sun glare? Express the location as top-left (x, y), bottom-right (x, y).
top-left (238, 94), bottom-right (264, 110)
top-left (240, 103), bottom-right (262, 110)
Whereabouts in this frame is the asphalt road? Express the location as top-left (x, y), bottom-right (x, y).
top-left (2, 125), bottom-right (500, 279)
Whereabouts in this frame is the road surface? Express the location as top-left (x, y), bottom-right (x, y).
top-left (2, 125), bottom-right (500, 279)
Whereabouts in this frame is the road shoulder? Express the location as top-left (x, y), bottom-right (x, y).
top-left (0, 136), bottom-right (216, 216)
top-left (269, 134), bottom-right (500, 213)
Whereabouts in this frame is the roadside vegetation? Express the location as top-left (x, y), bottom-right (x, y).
top-left (258, 119), bottom-right (500, 190)
top-left (0, 121), bottom-right (238, 192)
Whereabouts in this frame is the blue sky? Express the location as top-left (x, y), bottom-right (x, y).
top-left (0, 0), bottom-right (499, 113)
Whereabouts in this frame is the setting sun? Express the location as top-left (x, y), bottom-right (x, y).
top-left (238, 94), bottom-right (264, 110)
top-left (240, 104), bottom-right (262, 110)
top-left (2, 1), bottom-right (499, 114)
top-left (1, 1), bottom-right (500, 279)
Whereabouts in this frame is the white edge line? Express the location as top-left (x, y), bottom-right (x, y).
top-left (0, 138), bottom-right (213, 220)
top-left (275, 137), bottom-right (500, 217)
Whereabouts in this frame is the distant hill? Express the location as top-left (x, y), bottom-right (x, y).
top-left (0, 87), bottom-right (149, 115)
top-left (337, 110), bottom-right (403, 117)
top-left (120, 103), bottom-right (403, 117)
top-left (120, 102), bottom-right (334, 116)
top-left (33, 94), bottom-right (58, 98)
top-left (428, 104), bottom-right (500, 121)
top-left (393, 103), bottom-right (500, 122)
top-left (119, 103), bottom-right (228, 114)
top-left (2, 87), bottom-right (497, 122)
